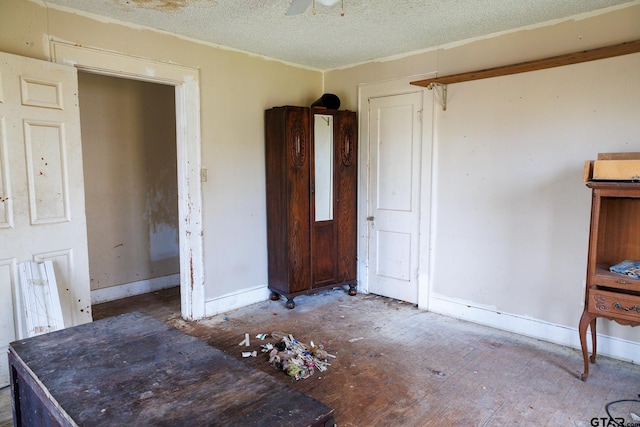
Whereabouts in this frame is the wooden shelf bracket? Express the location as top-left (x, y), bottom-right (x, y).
top-left (428, 82), bottom-right (447, 111)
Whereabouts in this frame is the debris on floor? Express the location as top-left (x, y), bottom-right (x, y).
top-left (238, 333), bottom-right (250, 346)
top-left (261, 332), bottom-right (334, 380)
top-left (432, 370), bottom-right (446, 378)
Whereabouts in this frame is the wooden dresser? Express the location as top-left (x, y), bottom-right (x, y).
top-left (578, 181), bottom-right (640, 381)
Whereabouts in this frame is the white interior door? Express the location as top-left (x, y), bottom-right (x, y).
top-left (0, 51), bottom-right (92, 386)
top-left (367, 92), bottom-right (423, 303)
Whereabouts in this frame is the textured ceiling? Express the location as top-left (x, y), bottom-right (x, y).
top-left (42, 0), bottom-right (637, 70)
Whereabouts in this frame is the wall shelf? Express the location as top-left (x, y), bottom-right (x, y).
top-left (411, 39), bottom-right (640, 109)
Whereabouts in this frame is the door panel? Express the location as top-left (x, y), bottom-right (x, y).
top-left (376, 230), bottom-right (411, 281)
top-left (24, 120), bottom-right (69, 222)
top-left (0, 51), bottom-right (92, 387)
top-left (377, 104), bottom-right (414, 212)
top-left (368, 92), bottom-right (423, 303)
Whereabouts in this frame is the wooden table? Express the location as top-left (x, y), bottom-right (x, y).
top-left (9, 312), bottom-right (335, 426)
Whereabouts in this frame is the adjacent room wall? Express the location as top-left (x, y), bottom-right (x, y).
top-left (325, 4), bottom-right (640, 359)
top-left (78, 72), bottom-right (179, 293)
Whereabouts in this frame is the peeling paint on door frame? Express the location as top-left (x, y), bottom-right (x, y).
top-left (50, 41), bottom-right (205, 321)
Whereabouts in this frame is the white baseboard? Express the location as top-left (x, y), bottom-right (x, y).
top-left (428, 294), bottom-right (640, 364)
top-left (205, 285), bottom-right (271, 317)
top-left (90, 274), bottom-right (180, 304)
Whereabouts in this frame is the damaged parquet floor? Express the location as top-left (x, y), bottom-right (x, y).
top-left (3, 287), bottom-right (639, 426)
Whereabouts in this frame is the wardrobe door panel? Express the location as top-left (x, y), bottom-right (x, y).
top-left (312, 220), bottom-right (337, 287)
top-left (265, 107), bottom-right (311, 296)
top-left (335, 111), bottom-right (358, 283)
top-left (285, 108), bottom-right (312, 294)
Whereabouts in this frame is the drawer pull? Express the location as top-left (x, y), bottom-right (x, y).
top-left (616, 279), bottom-right (631, 285)
top-left (612, 302), bottom-right (640, 313)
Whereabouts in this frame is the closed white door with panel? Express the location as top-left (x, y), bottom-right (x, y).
top-left (0, 52), bottom-right (92, 386)
top-left (367, 92), bottom-right (423, 303)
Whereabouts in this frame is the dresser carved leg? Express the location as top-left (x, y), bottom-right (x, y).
top-left (285, 298), bottom-right (295, 309)
top-left (269, 291), bottom-right (280, 301)
top-left (589, 317), bottom-right (597, 363)
top-left (578, 310), bottom-right (597, 381)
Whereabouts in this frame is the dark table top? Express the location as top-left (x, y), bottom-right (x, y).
top-left (10, 312), bottom-right (333, 426)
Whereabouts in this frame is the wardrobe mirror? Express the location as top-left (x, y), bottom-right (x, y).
top-left (314, 114), bottom-right (334, 221)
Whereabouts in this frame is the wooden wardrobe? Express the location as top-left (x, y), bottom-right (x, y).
top-left (265, 106), bottom-right (357, 308)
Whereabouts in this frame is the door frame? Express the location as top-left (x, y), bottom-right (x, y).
top-left (50, 41), bottom-right (205, 321)
top-left (357, 74), bottom-right (435, 309)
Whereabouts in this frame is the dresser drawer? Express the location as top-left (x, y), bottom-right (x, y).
top-left (592, 268), bottom-right (640, 292)
top-left (588, 289), bottom-right (640, 323)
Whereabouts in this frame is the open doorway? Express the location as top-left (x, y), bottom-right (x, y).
top-left (78, 73), bottom-right (181, 314)
top-left (51, 41), bottom-right (205, 321)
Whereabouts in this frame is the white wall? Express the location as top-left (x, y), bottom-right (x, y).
top-left (430, 53), bottom-right (640, 347)
top-left (326, 4), bottom-right (640, 361)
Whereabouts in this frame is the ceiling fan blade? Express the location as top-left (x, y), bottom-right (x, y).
top-left (286, 0), bottom-right (312, 15)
